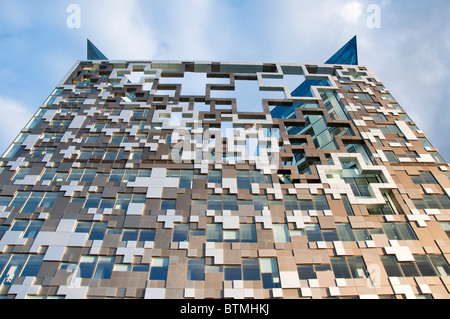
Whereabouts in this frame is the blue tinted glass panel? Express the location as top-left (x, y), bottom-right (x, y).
top-left (20, 255), bottom-right (44, 277)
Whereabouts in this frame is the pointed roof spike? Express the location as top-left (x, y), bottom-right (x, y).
top-left (325, 35), bottom-right (358, 65)
top-left (87, 39), bottom-right (108, 60)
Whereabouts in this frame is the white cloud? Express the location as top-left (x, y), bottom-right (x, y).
top-left (81, 0), bottom-right (158, 60)
top-left (340, 1), bottom-right (364, 24)
top-left (0, 96), bottom-right (33, 154)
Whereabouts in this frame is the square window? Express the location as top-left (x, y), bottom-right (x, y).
top-left (224, 266), bottom-right (241, 281)
top-left (242, 259), bottom-right (260, 281)
top-left (187, 259), bottom-right (205, 281)
top-left (297, 265), bottom-right (316, 280)
top-left (139, 230), bottom-right (156, 242)
top-left (161, 200), bottom-right (176, 210)
top-left (149, 258), bottom-right (169, 281)
top-left (173, 224), bottom-right (189, 242)
top-left (122, 229), bottom-right (139, 242)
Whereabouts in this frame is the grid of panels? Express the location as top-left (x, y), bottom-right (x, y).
top-left (0, 60), bottom-right (448, 299)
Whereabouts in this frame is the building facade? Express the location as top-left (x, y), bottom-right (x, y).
top-left (0, 38), bottom-right (449, 299)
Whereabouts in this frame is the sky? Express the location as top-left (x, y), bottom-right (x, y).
top-left (0, 0), bottom-right (449, 161)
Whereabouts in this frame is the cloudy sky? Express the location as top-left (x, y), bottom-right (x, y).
top-left (0, 0), bottom-right (449, 161)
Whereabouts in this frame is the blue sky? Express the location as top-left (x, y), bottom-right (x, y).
top-left (0, 0), bottom-right (449, 161)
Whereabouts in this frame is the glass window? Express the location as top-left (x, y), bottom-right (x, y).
top-left (237, 171), bottom-right (251, 190)
top-left (161, 200), bottom-right (176, 210)
top-left (381, 223), bottom-right (401, 240)
top-left (354, 229), bottom-right (371, 241)
top-left (75, 222), bottom-right (91, 233)
top-left (136, 229), bottom-right (154, 242)
top-left (283, 195), bottom-right (299, 211)
top-left (93, 257), bottom-right (114, 279)
top-left (253, 195), bottom-right (268, 211)
top-left (122, 229), bottom-right (139, 242)
top-left (20, 255), bottom-right (44, 277)
top-left (297, 265), bottom-right (316, 280)
top-left (429, 255), bottom-right (450, 276)
top-left (423, 195), bottom-right (441, 209)
top-left (336, 224), bottom-right (355, 242)
top-left (240, 224), bottom-right (257, 243)
top-left (260, 258), bottom-right (280, 289)
top-left (205, 265), bottom-right (223, 273)
top-left (0, 255), bottom-right (27, 286)
top-left (0, 196), bottom-right (12, 207)
top-left (123, 170), bottom-right (138, 182)
top-left (396, 223), bottom-right (418, 241)
top-left (131, 194), bottom-right (146, 204)
top-left (115, 194), bottom-right (131, 210)
top-left (330, 257), bottom-right (352, 279)
top-left (341, 195), bottom-right (354, 216)
top-left (223, 230), bottom-right (239, 243)
top-left (190, 230), bottom-right (205, 237)
top-left (384, 151), bottom-right (398, 163)
top-left (206, 224), bottom-right (223, 242)
top-left (23, 221), bottom-right (44, 239)
top-left (78, 256), bottom-right (97, 279)
top-left (130, 149), bottom-right (143, 160)
top-left (207, 195), bottom-right (222, 211)
top-left (0, 226), bottom-right (9, 241)
top-left (273, 224), bottom-right (290, 243)
top-left (173, 224), bottom-right (189, 242)
top-left (223, 195), bottom-right (238, 211)
top-left (250, 171), bottom-right (266, 184)
top-left (440, 222), bottom-right (450, 238)
top-left (39, 193), bottom-right (58, 208)
top-left (67, 169), bottom-right (83, 181)
top-left (242, 259), bottom-right (260, 281)
top-left (224, 266), bottom-right (242, 281)
top-left (84, 193), bottom-right (101, 209)
top-left (21, 192), bottom-right (43, 213)
top-left (112, 264), bottom-right (131, 272)
top-left (430, 152), bottom-right (445, 164)
top-left (347, 257), bottom-right (367, 278)
top-left (149, 257), bottom-right (169, 280)
top-left (137, 169), bottom-right (152, 177)
top-left (323, 230), bottom-right (339, 242)
top-left (299, 201), bottom-right (314, 211)
top-left (104, 150), bottom-right (119, 160)
top-left (0, 255), bottom-right (10, 276)
top-left (419, 172), bottom-right (438, 184)
top-left (400, 262), bottom-right (420, 277)
top-left (11, 220), bottom-right (28, 232)
top-left (109, 169), bottom-right (124, 183)
top-left (53, 172), bottom-right (68, 182)
top-left (133, 265), bottom-right (150, 272)
top-left (99, 198), bottom-right (115, 209)
top-left (10, 192), bottom-right (29, 208)
top-left (412, 199), bottom-right (428, 210)
top-left (208, 171), bottom-right (222, 184)
top-left (305, 224), bottom-right (323, 243)
top-left (436, 195), bottom-right (450, 209)
top-left (187, 259), bottom-right (205, 281)
top-left (81, 169), bottom-right (97, 182)
top-left (415, 255), bottom-right (437, 277)
top-left (179, 170), bottom-right (193, 189)
top-left (40, 168), bottom-right (57, 181)
top-left (381, 256), bottom-right (403, 277)
top-left (166, 170), bottom-right (179, 179)
top-left (89, 223), bottom-right (107, 241)
top-left (313, 195), bottom-right (329, 210)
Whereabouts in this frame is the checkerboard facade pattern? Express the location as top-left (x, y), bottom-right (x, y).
top-left (0, 59), bottom-right (449, 299)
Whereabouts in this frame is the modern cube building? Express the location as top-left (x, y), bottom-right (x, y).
top-left (0, 37), bottom-right (449, 299)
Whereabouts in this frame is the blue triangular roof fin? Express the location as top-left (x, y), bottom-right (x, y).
top-left (87, 39), bottom-right (108, 60)
top-left (325, 35), bottom-right (358, 65)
